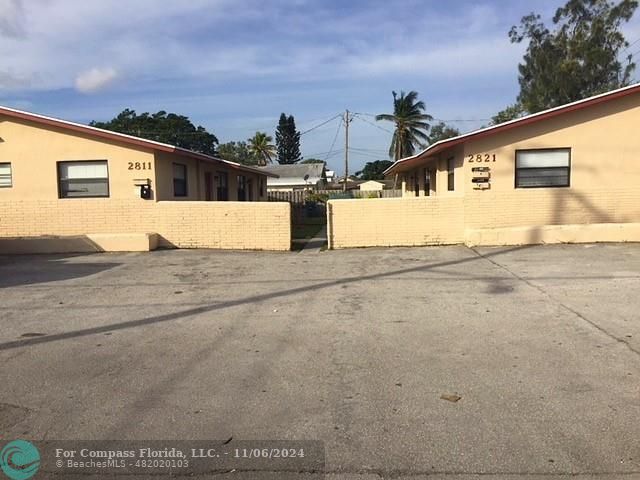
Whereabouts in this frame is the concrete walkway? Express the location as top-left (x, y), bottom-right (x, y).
top-left (299, 224), bottom-right (327, 253)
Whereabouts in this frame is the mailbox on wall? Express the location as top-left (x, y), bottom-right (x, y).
top-left (134, 178), bottom-right (152, 199)
top-left (471, 167), bottom-right (491, 190)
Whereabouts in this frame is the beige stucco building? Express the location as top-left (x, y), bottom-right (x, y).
top-left (0, 106), bottom-right (274, 203)
top-left (327, 83), bottom-right (640, 248)
top-left (0, 106), bottom-right (291, 253)
top-left (358, 180), bottom-right (385, 192)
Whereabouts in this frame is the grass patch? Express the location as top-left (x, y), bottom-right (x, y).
top-left (303, 216), bottom-right (325, 225)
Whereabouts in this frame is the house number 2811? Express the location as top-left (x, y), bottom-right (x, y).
top-left (467, 154), bottom-right (496, 163)
top-left (128, 162), bottom-right (152, 170)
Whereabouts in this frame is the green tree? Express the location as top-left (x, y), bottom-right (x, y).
top-left (247, 131), bottom-right (276, 166)
top-left (217, 141), bottom-right (257, 165)
top-left (490, 103), bottom-right (527, 125)
top-left (300, 158), bottom-right (326, 164)
top-left (90, 109), bottom-right (218, 156)
top-left (275, 113), bottom-right (302, 164)
top-left (376, 91), bottom-right (433, 161)
top-left (509, 0), bottom-right (638, 114)
top-left (355, 160), bottom-right (394, 180)
top-left (428, 122), bottom-right (461, 144)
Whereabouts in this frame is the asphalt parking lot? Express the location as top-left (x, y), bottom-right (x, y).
top-left (1, 243), bottom-right (640, 479)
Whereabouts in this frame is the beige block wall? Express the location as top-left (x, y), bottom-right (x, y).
top-left (0, 199), bottom-right (291, 251)
top-left (327, 197), bottom-right (465, 249)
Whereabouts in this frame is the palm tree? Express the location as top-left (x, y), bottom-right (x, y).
top-left (376, 91), bottom-right (433, 161)
top-left (247, 131), bottom-right (277, 166)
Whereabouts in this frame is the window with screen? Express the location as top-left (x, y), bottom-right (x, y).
top-left (0, 163), bottom-right (12, 187)
top-left (173, 163), bottom-right (187, 197)
top-left (247, 179), bottom-right (254, 201)
top-left (447, 157), bottom-right (455, 191)
top-left (515, 149), bottom-right (570, 188)
top-left (217, 172), bottom-right (229, 201)
top-left (58, 161), bottom-right (109, 198)
top-left (237, 175), bottom-right (247, 201)
top-left (423, 168), bottom-right (431, 196)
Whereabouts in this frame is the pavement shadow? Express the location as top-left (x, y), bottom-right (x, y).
top-left (0, 245), bottom-right (529, 351)
top-left (0, 254), bottom-right (121, 289)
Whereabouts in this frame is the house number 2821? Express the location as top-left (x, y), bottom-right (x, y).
top-left (128, 162), bottom-right (152, 170)
top-left (467, 154), bottom-right (496, 163)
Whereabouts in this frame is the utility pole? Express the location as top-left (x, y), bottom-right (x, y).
top-left (343, 109), bottom-right (350, 192)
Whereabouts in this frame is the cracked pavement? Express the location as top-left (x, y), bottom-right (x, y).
top-left (1, 243), bottom-right (639, 479)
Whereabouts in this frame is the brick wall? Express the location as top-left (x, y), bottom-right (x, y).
top-left (463, 188), bottom-right (639, 229)
top-left (0, 200), bottom-right (291, 251)
top-left (327, 197), bottom-right (465, 249)
top-left (462, 187), bottom-right (640, 246)
top-left (326, 188), bottom-right (640, 249)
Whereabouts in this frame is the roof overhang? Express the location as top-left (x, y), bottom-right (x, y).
top-left (0, 105), bottom-right (278, 178)
top-left (384, 82), bottom-right (640, 176)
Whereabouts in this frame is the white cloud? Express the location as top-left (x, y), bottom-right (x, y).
top-left (0, 69), bottom-right (31, 88)
top-left (0, 1), bottom-right (522, 93)
top-left (0, 0), bottom-right (25, 38)
top-left (74, 67), bottom-right (118, 93)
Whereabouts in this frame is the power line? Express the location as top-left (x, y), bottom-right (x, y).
top-left (351, 113), bottom-right (394, 134)
top-left (350, 147), bottom-right (388, 154)
top-left (351, 149), bottom-right (386, 157)
top-left (304, 148), bottom-right (344, 158)
top-left (323, 150), bottom-right (344, 160)
top-left (299, 113), bottom-right (342, 136)
top-left (622, 36), bottom-right (640, 53)
top-left (343, 110), bottom-right (351, 191)
top-left (349, 148), bottom-right (388, 160)
top-left (353, 112), bottom-right (383, 119)
top-left (323, 117), bottom-right (343, 162)
top-left (433, 118), bottom-right (491, 123)
top-left (354, 111), bottom-right (490, 122)
top-left (347, 145), bottom-right (389, 151)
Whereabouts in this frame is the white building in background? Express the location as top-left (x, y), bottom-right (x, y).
top-left (259, 163), bottom-right (327, 191)
top-left (325, 170), bottom-right (336, 184)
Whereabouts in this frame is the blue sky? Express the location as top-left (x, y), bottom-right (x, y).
top-left (1, 0), bottom-right (639, 173)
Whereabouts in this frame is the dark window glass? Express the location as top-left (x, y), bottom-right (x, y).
top-left (515, 149), bottom-right (570, 188)
top-left (447, 157), bottom-right (455, 191)
top-left (217, 172), bottom-right (229, 201)
top-left (58, 161), bottom-right (109, 198)
top-left (423, 168), bottom-right (430, 196)
top-left (247, 179), bottom-right (254, 201)
top-left (237, 175), bottom-right (247, 201)
top-left (173, 163), bottom-right (187, 197)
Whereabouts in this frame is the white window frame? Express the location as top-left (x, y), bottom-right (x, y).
top-left (515, 148), bottom-right (571, 188)
top-left (57, 160), bottom-right (109, 198)
top-left (0, 163), bottom-right (12, 188)
top-left (447, 157), bottom-right (455, 192)
top-left (173, 163), bottom-right (188, 197)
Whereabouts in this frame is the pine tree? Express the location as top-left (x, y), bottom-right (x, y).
top-left (275, 113), bottom-right (302, 164)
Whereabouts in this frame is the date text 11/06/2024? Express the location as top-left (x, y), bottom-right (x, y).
top-left (55, 447), bottom-right (308, 460)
